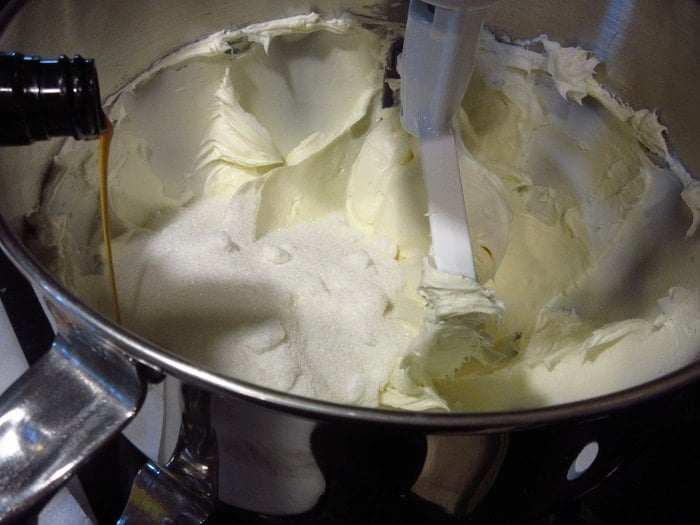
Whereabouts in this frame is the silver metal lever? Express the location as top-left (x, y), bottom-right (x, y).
top-left (118, 385), bottom-right (217, 525)
top-left (0, 332), bottom-right (145, 522)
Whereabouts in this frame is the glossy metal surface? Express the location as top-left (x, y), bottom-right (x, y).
top-left (117, 462), bottom-right (213, 525)
top-left (0, 330), bottom-right (145, 522)
top-left (0, 0), bottom-right (699, 522)
top-left (196, 384), bottom-right (677, 522)
top-left (118, 386), bottom-right (217, 524)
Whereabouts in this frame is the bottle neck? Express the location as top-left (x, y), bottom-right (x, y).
top-left (0, 52), bottom-right (107, 145)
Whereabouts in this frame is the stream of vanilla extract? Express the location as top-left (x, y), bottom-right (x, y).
top-left (99, 118), bottom-right (121, 323)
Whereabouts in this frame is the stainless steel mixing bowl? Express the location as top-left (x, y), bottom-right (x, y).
top-left (1, 1), bottom-right (699, 522)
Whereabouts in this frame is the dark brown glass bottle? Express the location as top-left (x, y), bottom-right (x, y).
top-left (0, 52), bottom-right (107, 145)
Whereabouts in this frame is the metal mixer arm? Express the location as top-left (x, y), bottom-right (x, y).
top-left (0, 331), bottom-right (146, 522)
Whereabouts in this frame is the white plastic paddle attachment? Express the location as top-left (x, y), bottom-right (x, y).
top-left (400, 0), bottom-right (497, 278)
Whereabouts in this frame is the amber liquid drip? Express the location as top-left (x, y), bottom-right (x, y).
top-left (99, 118), bottom-right (121, 323)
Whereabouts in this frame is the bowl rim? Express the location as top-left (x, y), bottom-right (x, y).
top-left (3, 216), bottom-right (699, 430)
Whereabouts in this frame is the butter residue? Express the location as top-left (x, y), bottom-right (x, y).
top-left (380, 30), bottom-right (700, 411)
top-left (32, 16), bottom-right (700, 411)
top-left (380, 259), bottom-right (505, 411)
